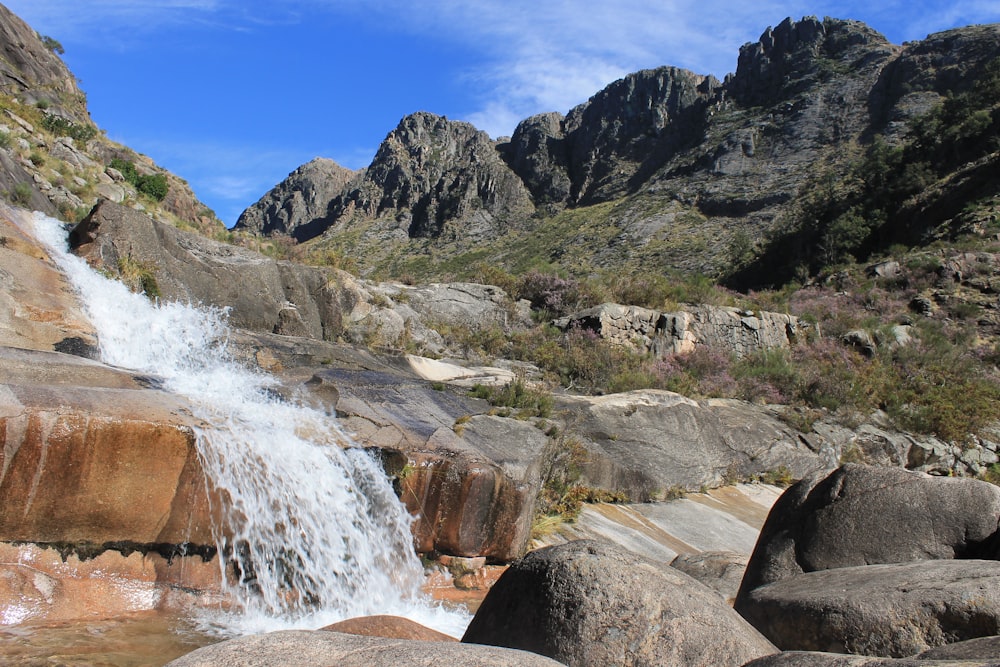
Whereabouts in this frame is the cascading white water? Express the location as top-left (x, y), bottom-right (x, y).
top-left (28, 211), bottom-right (468, 637)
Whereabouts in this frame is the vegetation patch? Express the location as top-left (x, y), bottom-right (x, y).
top-left (110, 158), bottom-right (169, 201)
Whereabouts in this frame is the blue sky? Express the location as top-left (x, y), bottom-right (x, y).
top-left (6, 1), bottom-right (1000, 226)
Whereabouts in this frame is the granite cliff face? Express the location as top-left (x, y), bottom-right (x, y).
top-left (235, 17), bottom-right (1000, 282)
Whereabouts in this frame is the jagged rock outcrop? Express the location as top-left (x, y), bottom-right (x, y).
top-left (870, 23), bottom-right (1000, 140)
top-left (560, 66), bottom-right (720, 204)
top-left (498, 111), bottom-right (572, 206)
top-left (555, 302), bottom-right (810, 358)
top-left (236, 16), bottom-right (957, 279)
top-left (235, 157), bottom-right (358, 240)
top-left (279, 112), bottom-right (537, 245)
top-left (463, 540), bottom-right (778, 667)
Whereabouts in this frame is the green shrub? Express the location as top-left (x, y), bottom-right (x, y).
top-left (41, 115), bottom-right (97, 143)
top-left (109, 158), bottom-right (168, 201)
top-left (10, 182), bottom-right (32, 206)
top-left (469, 377), bottom-right (553, 419)
top-left (117, 255), bottom-right (161, 299)
top-left (39, 34), bottom-right (64, 55)
top-left (137, 172), bottom-right (169, 201)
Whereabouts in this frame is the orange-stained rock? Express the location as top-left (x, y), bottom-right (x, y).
top-left (398, 451), bottom-right (534, 561)
top-left (320, 615), bottom-right (457, 642)
top-left (0, 373), bottom-right (221, 547)
top-left (0, 543), bottom-right (225, 624)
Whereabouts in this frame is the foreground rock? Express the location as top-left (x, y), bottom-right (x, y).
top-left (165, 630), bottom-right (565, 666)
top-left (735, 464), bottom-right (1000, 601)
top-left (462, 540), bottom-right (777, 667)
top-left (740, 560), bottom-right (1000, 656)
top-left (734, 465), bottom-right (1000, 657)
top-left (320, 615), bottom-right (456, 642)
top-left (744, 650), bottom-right (1000, 665)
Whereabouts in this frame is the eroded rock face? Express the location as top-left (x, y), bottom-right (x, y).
top-left (0, 4), bottom-right (89, 122)
top-left (166, 630), bottom-right (566, 667)
top-left (314, 363), bottom-right (550, 561)
top-left (0, 208), bottom-right (96, 351)
top-left (555, 302), bottom-right (810, 358)
top-left (0, 543), bottom-right (223, 624)
top-left (0, 348), bottom-right (219, 547)
top-left (462, 540), bottom-right (778, 667)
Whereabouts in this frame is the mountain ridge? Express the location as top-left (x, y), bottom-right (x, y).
top-left (235, 16), bottom-right (1000, 290)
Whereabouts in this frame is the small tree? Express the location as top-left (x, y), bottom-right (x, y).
top-left (39, 35), bottom-right (64, 55)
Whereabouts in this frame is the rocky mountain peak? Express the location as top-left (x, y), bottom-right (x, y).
top-left (323, 111), bottom-right (535, 244)
top-left (729, 16), bottom-right (897, 106)
top-left (562, 65), bottom-right (720, 204)
top-left (235, 157), bottom-right (357, 240)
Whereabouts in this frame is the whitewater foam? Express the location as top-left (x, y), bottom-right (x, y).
top-left (28, 211), bottom-right (470, 638)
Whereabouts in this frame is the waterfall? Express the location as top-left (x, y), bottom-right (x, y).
top-left (28, 211), bottom-right (467, 637)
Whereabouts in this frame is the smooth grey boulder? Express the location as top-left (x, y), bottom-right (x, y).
top-left (735, 464), bottom-right (1000, 606)
top-left (462, 540), bottom-right (778, 667)
top-left (165, 630), bottom-right (566, 666)
top-left (739, 560), bottom-right (1000, 657)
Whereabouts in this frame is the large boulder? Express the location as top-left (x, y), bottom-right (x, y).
top-left (462, 540), bottom-right (777, 667)
top-left (70, 200), bottom-right (360, 340)
top-left (735, 464), bottom-right (1000, 605)
top-left (0, 348), bottom-right (218, 547)
top-left (743, 651), bottom-right (997, 665)
top-left (739, 560), bottom-right (1000, 657)
top-left (165, 630), bottom-right (565, 666)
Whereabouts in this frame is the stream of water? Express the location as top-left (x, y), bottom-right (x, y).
top-left (27, 211), bottom-right (468, 642)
